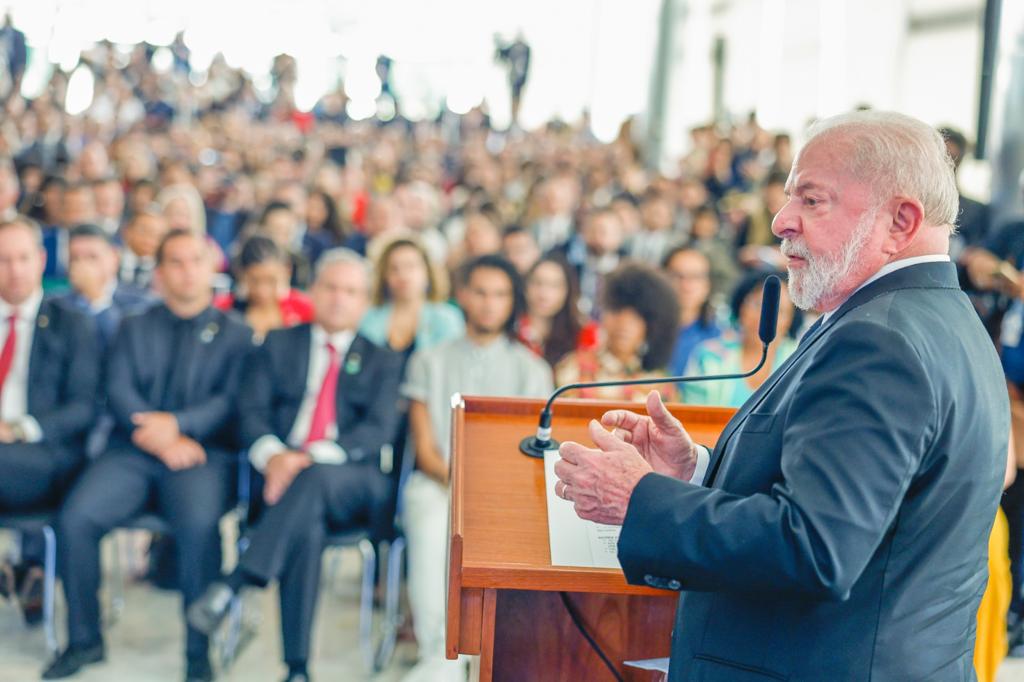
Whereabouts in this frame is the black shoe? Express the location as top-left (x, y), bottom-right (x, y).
top-left (185, 656), bottom-right (214, 682)
top-left (187, 582), bottom-right (234, 635)
top-left (41, 642), bottom-right (105, 679)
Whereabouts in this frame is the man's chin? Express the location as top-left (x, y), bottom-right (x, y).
top-left (786, 278), bottom-right (819, 312)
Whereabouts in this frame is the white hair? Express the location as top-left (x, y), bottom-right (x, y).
top-left (803, 111), bottom-right (959, 231)
top-left (314, 247), bottom-right (373, 289)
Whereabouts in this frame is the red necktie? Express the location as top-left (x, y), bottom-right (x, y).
top-left (0, 312), bottom-right (18, 400)
top-left (304, 342), bottom-right (341, 448)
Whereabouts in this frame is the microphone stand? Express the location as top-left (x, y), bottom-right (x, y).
top-left (519, 275), bottom-right (782, 458)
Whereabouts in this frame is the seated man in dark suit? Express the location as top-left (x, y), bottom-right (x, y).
top-left (188, 248), bottom-right (402, 682)
top-left (62, 223), bottom-right (154, 349)
top-left (62, 223), bottom-right (154, 459)
top-left (0, 216), bottom-right (99, 613)
top-left (45, 229), bottom-right (253, 682)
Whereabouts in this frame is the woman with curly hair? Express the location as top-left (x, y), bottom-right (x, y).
top-left (554, 262), bottom-right (679, 401)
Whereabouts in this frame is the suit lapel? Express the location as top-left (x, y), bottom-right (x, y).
top-left (334, 334), bottom-right (367, 422)
top-left (704, 262), bottom-right (960, 487)
top-left (293, 324), bottom-right (313, 398)
top-left (26, 299), bottom-right (53, 402)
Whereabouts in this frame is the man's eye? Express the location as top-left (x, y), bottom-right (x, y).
top-left (805, 197), bottom-right (819, 207)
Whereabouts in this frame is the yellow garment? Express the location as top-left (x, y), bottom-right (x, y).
top-left (975, 508), bottom-right (1011, 682)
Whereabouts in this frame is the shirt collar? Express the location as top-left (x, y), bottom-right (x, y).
top-left (312, 325), bottom-right (356, 355)
top-left (0, 288), bottom-right (43, 321)
top-left (820, 255), bottom-right (951, 323)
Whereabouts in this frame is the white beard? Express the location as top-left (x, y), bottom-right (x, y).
top-left (782, 210), bottom-right (876, 311)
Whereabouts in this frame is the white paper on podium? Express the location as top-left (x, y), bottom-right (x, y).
top-left (544, 449), bottom-right (622, 569)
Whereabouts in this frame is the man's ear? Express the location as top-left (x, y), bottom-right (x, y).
top-left (887, 196), bottom-right (925, 254)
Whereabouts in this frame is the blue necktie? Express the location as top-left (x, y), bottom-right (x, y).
top-left (798, 316), bottom-right (825, 347)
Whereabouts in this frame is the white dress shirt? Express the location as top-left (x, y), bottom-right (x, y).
top-left (248, 326), bottom-right (355, 472)
top-left (119, 249), bottom-right (154, 287)
top-left (688, 254), bottom-right (951, 486)
top-left (0, 289), bottom-right (44, 442)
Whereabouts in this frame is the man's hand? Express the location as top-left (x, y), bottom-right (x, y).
top-left (600, 390), bottom-right (698, 481)
top-left (0, 422), bottom-right (15, 444)
top-left (155, 436), bottom-right (207, 471)
top-left (264, 451), bottom-right (313, 506)
top-left (131, 412), bottom-right (181, 455)
top-left (553, 420), bottom-right (653, 526)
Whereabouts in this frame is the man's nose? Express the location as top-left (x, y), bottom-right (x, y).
top-left (772, 201), bottom-right (800, 239)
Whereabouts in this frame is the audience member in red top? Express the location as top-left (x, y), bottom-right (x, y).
top-left (214, 236), bottom-right (313, 341)
top-left (518, 254), bottom-right (599, 368)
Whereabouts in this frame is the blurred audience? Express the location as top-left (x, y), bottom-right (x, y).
top-left (681, 270), bottom-right (798, 407)
top-left (518, 254), bottom-right (598, 368)
top-left (662, 246), bottom-right (722, 376)
top-left (401, 255), bottom-right (551, 682)
top-left (214, 236), bottom-right (314, 341)
top-left (555, 263), bottom-right (679, 401)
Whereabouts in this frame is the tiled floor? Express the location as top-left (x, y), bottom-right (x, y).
top-left (0, 530), bottom-right (420, 682)
top-left (1, 529), bottom-right (1023, 681)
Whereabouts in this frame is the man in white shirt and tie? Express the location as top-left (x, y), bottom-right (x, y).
top-left (189, 248), bottom-right (403, 682)
top-left (0, 216), bottom-right (98, 618)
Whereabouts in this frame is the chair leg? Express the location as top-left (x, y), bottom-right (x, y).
top-left (106, 532), bottom-right (125, 626)
top-left (41, 525), bottom-right (58, 655)
top-left (216, 592), bottom-right (245, 670)
top-left (356, 539), bottom-right (377, 674)
top-left (375, 537), bottom-right (405, 671)
top-left (327, 549), bottom-right (344, 597)
top-left (215, 536), bottom-right (252, 670)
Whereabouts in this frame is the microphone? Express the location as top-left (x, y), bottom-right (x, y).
top-left (519, 274), bottom-right (782, 458)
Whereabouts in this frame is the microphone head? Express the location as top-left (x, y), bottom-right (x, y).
top-left (758, 275), bottom-right (782, 345)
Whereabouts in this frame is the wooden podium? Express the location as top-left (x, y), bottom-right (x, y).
top-left (446, 396), bottom-right (734, 681)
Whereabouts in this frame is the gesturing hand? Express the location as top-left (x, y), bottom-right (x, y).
top-left (600, 390), bottom-right (698, 481)
top-left (554, 419), bottom-right (653, 526)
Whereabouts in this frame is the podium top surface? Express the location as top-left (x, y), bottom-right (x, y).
top-left (449, 395), bottom-right (734, 596)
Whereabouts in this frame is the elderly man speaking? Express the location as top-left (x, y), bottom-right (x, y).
top-left (554, 111), bottom-right (1008, 681)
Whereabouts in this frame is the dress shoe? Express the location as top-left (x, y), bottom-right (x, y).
top-left (41, 642), bottom-right (105, 679)
top-left (187, 582), bottom-right (234, 635)
top-left (185, 655), bottom-right (214, 682)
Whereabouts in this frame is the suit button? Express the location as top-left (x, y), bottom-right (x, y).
top-left (644, 574), bottom-right (658, 587)
top-left (667, 579), bottom-right (681, 590)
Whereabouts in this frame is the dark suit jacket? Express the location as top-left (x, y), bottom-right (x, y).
top-left (618, 262), bottom-right (1008, 681)
top-left (61, 283), bottom-right (155, 349)
top-left (28, 298), bottom-right (100, 456)
top-left (238, 325), bottom-right (402, 465)
top-left (105, 303), bottom-right (253, 453)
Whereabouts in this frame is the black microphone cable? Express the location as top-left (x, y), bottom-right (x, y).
top-left (559, 591), bottom-right (626, 682)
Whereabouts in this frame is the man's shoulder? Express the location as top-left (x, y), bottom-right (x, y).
top-left (417, 336), bottom-right (466, 362)
top-left (262, 323), bottom-right (310, 351)
top-left (208, 307), bottom-right (254, 344)
top-left (39, 296), bottom-right (91, 333)
top-left (505, 337), bottom-right (553, 372)
top-left (352, 332), bottom-right (401, 369)
top-left (113, 284), bottom-right (156, 309)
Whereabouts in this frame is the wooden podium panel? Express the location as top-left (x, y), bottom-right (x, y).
top-left (447, 396), bottom-right (734, 681)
